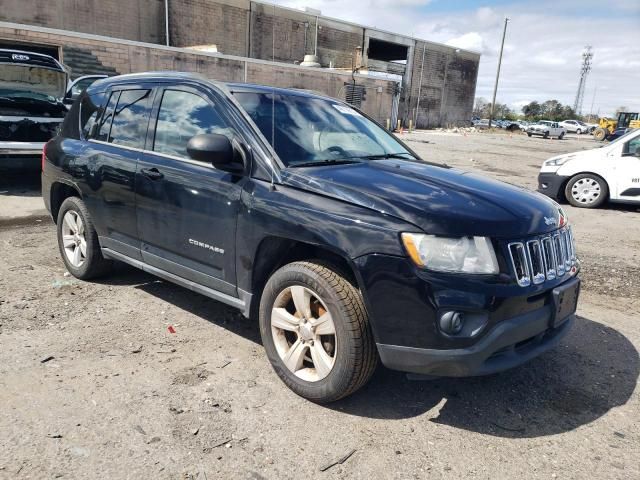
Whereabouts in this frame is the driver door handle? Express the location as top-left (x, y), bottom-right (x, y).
top-left (140, 167), bottom-right (164, 180)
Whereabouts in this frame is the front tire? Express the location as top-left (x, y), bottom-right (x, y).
top-left (593, 127), bottom-right (607, 141)
top-left (56, 197), bottom-right (112, 279)
top-left (565, 173), bottom-right (608, 208)
top-left (558, 132), bottom-right (565, 140)
top-left (259, 261), bottom-right (377, 403)
top-left (527, 132), bottom-right (532, 137)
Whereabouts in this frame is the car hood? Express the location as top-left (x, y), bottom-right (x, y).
top-left (282, 159), bottom-right (564, 238)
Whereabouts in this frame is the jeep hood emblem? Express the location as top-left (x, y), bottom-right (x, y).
top-left (544, 216), bottom-right (557, 226)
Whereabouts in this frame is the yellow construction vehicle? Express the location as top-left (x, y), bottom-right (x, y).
top-left (593, 111), bottom-right (640, 141)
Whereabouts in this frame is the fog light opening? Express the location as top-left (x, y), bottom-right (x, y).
top-left (440, 311), bottom-right (464, 335)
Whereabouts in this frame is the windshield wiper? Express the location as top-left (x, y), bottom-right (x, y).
top-left (290, 158), bottom-right (363, 168)
top-left (360, 152), bottom-right (416, 160)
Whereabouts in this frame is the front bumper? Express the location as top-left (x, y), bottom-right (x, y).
top-left (1, 141), bottom-right (44, 170)
top-left (377, 302), bottom-right (574, 376)
top-left (537, 172), bottom-right (568, 200)
top-left (354, 252), bottom-right (579, 378)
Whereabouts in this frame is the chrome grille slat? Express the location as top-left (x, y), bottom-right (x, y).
top-left (508, 226), bottom-right (576, 287)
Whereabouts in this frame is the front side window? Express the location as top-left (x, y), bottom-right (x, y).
top-left (108, 89), bottom-right (152, 149)
top-left (624, 135), bottom-right (640, 155)
top-left (153, 89), bottom-right (233, 159)
top-left (233, 92), bottom-right (413, 167)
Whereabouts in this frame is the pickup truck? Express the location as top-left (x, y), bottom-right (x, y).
top-left (42, 72), bottom-right (580, 402)
top-left (526, 120), bottom-right (566, 139)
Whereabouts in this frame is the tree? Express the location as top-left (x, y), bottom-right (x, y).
top-left (522, 101), bottom-right (541, 118)
top-left (473, 97), bottom-right (489, 117)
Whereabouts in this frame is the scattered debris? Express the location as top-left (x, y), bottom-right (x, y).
top-left (134, 425), bottom-right (147, 435)
top-left (205, 438), bottom-right (233, 451)
top-left (146, 436), bottom-right (161, 444)
top-left (613, 431), bottom-right (625, 439)
top-left (169, 406), bottom-right (184, 415)
top-left (192, 427), bottom-right (200, 436)
top-left (319, 449), bottom-right (357, 472)
top-left (168, 326), bottom-right (176, 334)
top-left (131, 346), bottom-right (143, 354)
top-left (46, 434), bottom-right (63, 439)
top-left (157, 349), bottom-right (177, 354)
top-left (40, 356), bottom-right (55, 364)
top-left (490, 421), bottom-right (525, 433)
top-left (219, 360), bottom-right (232, 369)
top-left (8, 265), bottom-right (33, 272)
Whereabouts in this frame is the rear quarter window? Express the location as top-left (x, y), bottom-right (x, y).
top-left (79, 91), bottom-right (107, 139)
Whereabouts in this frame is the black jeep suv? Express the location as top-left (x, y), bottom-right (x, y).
top-left (42, 72), bottom-right (580, 402)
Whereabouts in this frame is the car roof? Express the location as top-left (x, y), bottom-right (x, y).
top-left (86, 71), bottom-right (335, 102)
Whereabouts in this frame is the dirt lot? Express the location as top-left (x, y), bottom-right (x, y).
top-left (1, 131), bottom-right (638, 479)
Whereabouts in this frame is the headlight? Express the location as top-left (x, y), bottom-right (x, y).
top-left (544, 155), bottom-right (572, 167)
top-left (401, 233), bottom-right (499, 274)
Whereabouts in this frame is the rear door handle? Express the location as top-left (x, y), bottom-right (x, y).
top-left (140, 167), bottom-right (164, 180)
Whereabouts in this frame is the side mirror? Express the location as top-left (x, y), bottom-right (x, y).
top-left (187, 133), bottom-right (243, 172)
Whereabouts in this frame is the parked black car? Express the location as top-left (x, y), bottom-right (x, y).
top-left (0, 48), bottom-right (105, 170)
top-left (42, 72), bottom-right (580, 402)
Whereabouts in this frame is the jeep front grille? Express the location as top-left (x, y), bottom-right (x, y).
top-left (508, 227), bottom-right (576, 287)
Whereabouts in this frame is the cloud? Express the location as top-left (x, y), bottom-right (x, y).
top-left (446, 32), bottom-right (486, 54)
top-left (271, 0), bottom-right (640, 116)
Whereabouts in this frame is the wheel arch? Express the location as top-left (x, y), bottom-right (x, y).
top-left (248, 236), bottom-right (361, 320)
top-left (50, 181), bottom-right (83, 224)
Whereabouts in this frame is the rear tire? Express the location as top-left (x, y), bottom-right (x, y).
top-left (576, 129), bottom-right (582, 135)
top-left (259, 261), bottom-right (377, 403)
top-left (565, 173), bottom-right (608, 208)
top-left (527, 132), bottom-right (532, 137)
top-left (56, 197), bottom-right (112, 279)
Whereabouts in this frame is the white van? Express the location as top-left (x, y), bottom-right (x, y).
top-left (538, 128), bottom-right (640, 208)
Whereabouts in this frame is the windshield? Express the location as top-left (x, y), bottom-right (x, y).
top-left (233, 91), bottom-right (414, 167)
top-left (0, 64), bottom-right (67, 100)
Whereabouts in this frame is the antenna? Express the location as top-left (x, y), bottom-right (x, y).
top-left (573, 46), bottom-right (593, 115)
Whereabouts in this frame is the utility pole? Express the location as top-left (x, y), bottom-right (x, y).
top-left (488, 17), bottom-right (509, 129)
top-left (164, 0), bottom-right (170, 46)
top-left (573, 46), bottom-right (593, 115)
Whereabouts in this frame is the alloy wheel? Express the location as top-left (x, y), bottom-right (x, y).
top-left (271, 285), bottom-right (337, 382)
top-left (61, 210), bottom-right (87, 267)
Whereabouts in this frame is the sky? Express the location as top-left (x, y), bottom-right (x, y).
top-left (270, 0), bottom-right (640, 117)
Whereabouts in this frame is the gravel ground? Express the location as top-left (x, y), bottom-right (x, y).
top-left (0, 131), bottom-right (638, 479)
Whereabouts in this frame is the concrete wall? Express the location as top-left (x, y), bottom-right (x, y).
top-left (249, 3), bottom-right (362, 69)
top-left (0, 0), bottom-right (166, 44)
top-left (0, 22), bottom-right (394, 124)
top-left (407, 41), bottom-right (479, 128)
top-left (0, 0), bottom-right (480, 128)
top-left (169, 0), bottom-right (249, 55)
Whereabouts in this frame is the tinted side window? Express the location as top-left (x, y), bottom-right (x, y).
top-left (153, 90), bottom-right (232, 159)
top-left (79, 91), bottom-right (105, 139)
top-left (109, 89), bottom-right (152, 149)
top-left (95, 91), bottom-right (119, 142)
